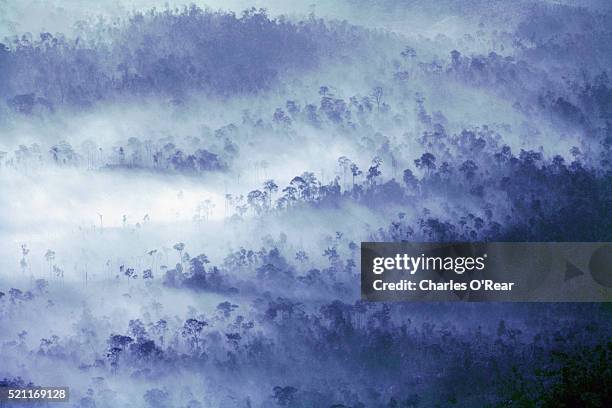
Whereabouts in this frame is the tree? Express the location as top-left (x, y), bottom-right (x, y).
top-left (184, 254), bottom-right (209, 289)
top-left (53, 265), bottom-right (64, 282)
top-left (401, 46), bottom-right (416, 59)
top-left (151, 319), bottom-right (168, 347)
top-left (450, 49), bottom-right (462, 70)
top-left (273, 108), bottom-right (291, 125)
top-left (107, 334), bottom-right (133, 372)
top-left (367, 164), bottom-right (382, 186)
top-left (182, 318), bottom-right (208, 352)
top-left (20, 244), bottom-right (29, 276)
top-left (295, 250), bottom-right (308, 263)
top-left (123, 267), bottom-right (136, 284)
top-left (366, 157), bottom-right (383, 186)
top-left (350, 163), bottom-right (362, 188)
top-left (281, 186), bottom-right (297, 207)
top-left (247, 190), bottom-right (266, 215)
top-left (143, 389), bottom-right (169, 408)
top-left (263, 179), bottom-right (278, 209)
top-left (415, 152), bottom-right (436, 174)
top-left (195, 199), bottom-right (214, 224)
top-left (371, 86), bottom-right (384, 111)
top-left (402, 169), bottom-right (418, 190)
top-left (272, 386), bottom-right (298, 406)
top-left (49, 141), bottom-right (77, 166)
top-left (44, 250), bottom-right (56, 280)
top-left (459, 160), bottom-right (478, 180)
top-left (34, 279), bottom-right (48, 294)
top-left (337, 156), bottom-right (351, 189)
top-left (173, 243), bottom-right (185, 268)
top-left (147, 249), bottom-right (158, 273)
top-left (297, 172), bottom-right (319, 201)
top-left (96, 212), bottom-right (103, 232)
top-left (289, 176), bottom-right (306, 201)
top-left (216, 301), bottom-right (238, 318)
top-left (128, 319), bottom-right (148, 342)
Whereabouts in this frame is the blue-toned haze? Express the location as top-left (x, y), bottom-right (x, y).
top-left (0, 1), bottom-right (610, 407)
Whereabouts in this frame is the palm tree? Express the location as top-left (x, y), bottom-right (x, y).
top-left (350, 163), bottom-right (362, 188)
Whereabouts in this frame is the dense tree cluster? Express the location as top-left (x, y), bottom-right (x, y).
top-left (1, 2), bottom-right (611, 407)
top-left (0, 6), bottom-right (382, 110)
top-left (1, 272), bottom-right (608, 407)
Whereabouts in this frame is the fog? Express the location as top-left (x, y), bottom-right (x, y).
top-left (0, 1), bottom-right (610, 407)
